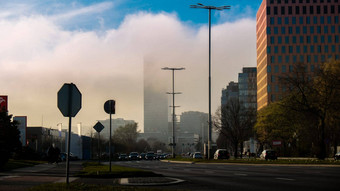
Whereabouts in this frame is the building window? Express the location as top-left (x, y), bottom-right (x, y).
top-left (325, 46), bottom-right (329, 53)
top-left (307, 36), bottom-right (311, 43)
top-left (335, 36), bottom-right (339, 43)
top-left (324, 26), bottom-right (328, 34)
top-left (331, 26), bottom-right (335, 33)
top-left (327, 16), bottom-right (332, 24)
top-left (285, 55), bottom-right (290, 63)
top-left (320, 16), bottom-right (324, 24)
top-left (274, 7), bottom-right (278, 15)
top-left (317, 26), bottom-right (321, 33)
top-left (296, 6), bottom-right (300, 14)
top-left (310, 6), bottom-right (314, 14)
top-left (267, 66), bottom-right (272, 73)
top-left (324, 5), bottom-right (328, 14)
top-left (303, 6), bottom-right (307, 14)
top-left (289, 65), bottom-right (293, 72)
top-left (278, 36), bottom-right (282, 44)
top-left (300, 55), bottom-right (304, 63)
top-left (267, 27), bottom-right (271, 34)
top-left (278, 56), bottom-right (282, 63)
top-left (288, 6), bottom-right (292, 14)
top-left (285, 36), bottom-right (289, 43)
top-left (281, 7), bottom-right (285, 15)
top-left (271, 36), bottom-right (275, 44)
top-left (275, 85), bottom-right (279, 92)
top-left (299, 16), bottom-right (303, 24)
top-left (321, 55), bottom-right (325, 62)
top-left (293, 56), bottom-right (297, 63)
top-left (267, 46), bottom-right (271, 53)
top-left (285, 17), bottom-right (289, 24)
top-left (314, 55), bottom-right (318, 63)
top-left (331, 5), bottom-right (335, 14)
top-left (321, 36), bottom-right (325, 43)
top-left (311, 65), bottom-right (315, 72)
top-left (306, 17), bottom-right (310, 24)
top-left (317, 6), bottom-right (321, 14)
top-left (282, 46), bottom-right (286, 53)
top-left (317, 45), bottom-right (322, 53)
top-left (296, 46), bottom-right (301, 53)
top-left (310, 45), bottom-right (314, 53)
top-left (310, 26), bottom-right (314, 34)
top-left (328, 35), bottom-right (332, 43)
top-left (313, 16), bottom-right (317, 24)
top-left (332, 45), bottom-right (336, 53)
top-left (289, 46), bottom-right (293, 53)
top-left (281, 27), bottom-right (285, 34)
top-left (274, 27), bottom-right (278, 34)
top-left (314, 36), bottom-right (318, 43)
top-left (271, 75), bottom-right (275, 82)
top-left (307, 55), bottom-right (311, 63)
top-left (282, 65), bottom-right (286, 73)
top-left (300, 36), bottom-right (304, 43)
top-left (270, 17), bottom-right (274, 24)
top-left (293, 36), bottom-right (297, 43)
top-left (271, 56), bottom-right (275, 63)
top-left (303, 26), bottom-right (307, 34)
top-left (289, 27), bottom-right (293, 34)
top-left (274, 65), bottom-right (279, 73)
top-left (278, 17), bottom-right (282, 24)
top-left (304, 46), bottom-right (308, 53)
top-left (267, 7), bottom-right (271, 15)
top-left (274, 46), bottom-right (278, 53)
top-left (292, 17), bottom-right (296, 24)
top-left (296, 26), bottom-right (300, 34)
top-left (335, 16), bottom-right (339, 24)
top-left (268, 85), bottom-right (272, 93)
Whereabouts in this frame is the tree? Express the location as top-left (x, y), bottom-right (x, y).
top-left (214, 98), bottom-right (256, 158)
top-left (0, 111), bottom-right (22, 168)
top-left (279, 60), bottom-right (340, 159)
top-left (112, 123), bottom-right (139, 153)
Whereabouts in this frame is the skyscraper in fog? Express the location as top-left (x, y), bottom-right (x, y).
top-left (257, 0), bottom-right (340, 110)
top-left (143, 59), bottom-right (169, 142)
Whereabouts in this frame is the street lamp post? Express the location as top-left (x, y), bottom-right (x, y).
top-left (162, 67), bottom-right (185, 158)
top-left (190, 3), bottom-right (230, 159)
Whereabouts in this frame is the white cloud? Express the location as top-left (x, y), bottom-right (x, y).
top-left (0, 9), bottom-right (256, 133)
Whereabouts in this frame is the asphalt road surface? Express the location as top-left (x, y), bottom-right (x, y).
top-left (113, 160), bottom-right (340, 191)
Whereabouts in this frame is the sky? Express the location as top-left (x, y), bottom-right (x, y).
top-left (0, 0), bottom-right (262, 134)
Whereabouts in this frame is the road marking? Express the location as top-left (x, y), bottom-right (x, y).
top-left (234, 173), bottom-right (247, 176)
top-left (54, 177), bottom-right (78, 183)
top-left (0, 176), bottom-right (19, 180)
top-left (275, 178), bottom-right (295, 181)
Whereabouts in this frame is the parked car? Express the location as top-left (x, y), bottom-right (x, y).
top-left (334, 152), bottom-right (340, 161)
top-left (214, 149), bottom-right (230, 160)
top-left (129, 152), bottom-right (139, 160)
top-left (193, 152), bottom-right (203, 159)
top-left (260, 149), bottom-right (277, 160)
top-left (119, 153), bottom-right (128, 161)
top-left (60, 152), bottom-right (78, 161)
top-left (145, 152), bottom-right (155, 160)
top-left (139, 153), bottom-right (146, 160)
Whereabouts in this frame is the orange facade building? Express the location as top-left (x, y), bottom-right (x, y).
top-left (256, 0), bottom-right (340, 110)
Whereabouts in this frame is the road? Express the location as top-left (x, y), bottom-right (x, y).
top-left (114, 160), bottom-right (340, 191)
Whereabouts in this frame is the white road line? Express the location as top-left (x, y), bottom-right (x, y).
top-left (54, 177), bottom-right (79, 183)
top-left (0, 176), bottom-right (19, 180)
top-left (275, 177), bottom-right (295, 181)
top-left (234, 173), bottom-right (247, 176)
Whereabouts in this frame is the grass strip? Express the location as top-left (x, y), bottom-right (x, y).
top-left (28, 182), bottom-right (176, 191)
top-left (77, 162), bottom-right (162, 178)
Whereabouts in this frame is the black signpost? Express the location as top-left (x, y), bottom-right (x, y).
top-left (57, 83), bottom-right (82, 184)
top-left (104, 100), bottom-right (115, 172)
top-left (93, 121), bottom-right (104, 164)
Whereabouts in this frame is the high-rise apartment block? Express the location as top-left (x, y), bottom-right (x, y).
top-left (256, 0), bottom-right (340, 110)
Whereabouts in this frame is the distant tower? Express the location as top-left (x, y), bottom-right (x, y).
top-left (238, 67), bottom-right (257, 110)
top-left (143, 58), bottom-right (169, 142)
top-left (221, 81), bottom-right (239, 107)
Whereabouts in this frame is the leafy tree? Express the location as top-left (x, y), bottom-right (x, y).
top-left (112, 123), bottom-right (139, 153)
top-left (279, 60), bottom-right (340, 159)
top-left (0, 111), bottom-right (22, 168)
top-left (214, 98), bottom-right (256, 158)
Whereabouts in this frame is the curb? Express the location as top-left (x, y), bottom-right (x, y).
top-left (119, 177), bottom-right (185, 186)
top-left (160, 160), bottom-right (195, 164)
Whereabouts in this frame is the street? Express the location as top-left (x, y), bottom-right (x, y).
top-left (114, 160), bottom-right (340, 191)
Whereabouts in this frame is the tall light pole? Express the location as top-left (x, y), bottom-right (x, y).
top-left (162, 67), bottom-right (185, 158)
top-left (190, 3), bottom-right (230, 159)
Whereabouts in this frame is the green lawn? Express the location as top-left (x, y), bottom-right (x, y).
top-left (76, 162), bottom-right (162, 178)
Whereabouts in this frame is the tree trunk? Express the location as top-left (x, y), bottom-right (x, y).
top-left (318, 117), bottom-right (326, 160)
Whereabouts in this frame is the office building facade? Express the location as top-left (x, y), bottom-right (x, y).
top-left (256, 0), bottom-right (340, 110)
top-left (238, 67), bottom-right (257, 110)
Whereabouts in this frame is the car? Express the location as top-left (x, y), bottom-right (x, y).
top-left (334, 152), bottom-right (340, 161)
top-left (260, 149), bottom-right (277, 160)
top-left (193, 152), bottom-right (203, 159)
top-left (118, 153), bottom-right (128, 161)
top-left (129, 152), bottom-right (139, 160)
top-left (214, 149), bottom-right (230, 160)
top-left (145, 152), bottom-right (155, 160)
top-left (60, 152), bottom-right (78, 161)
top-left (139, 153), bottom-right (146, 160)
